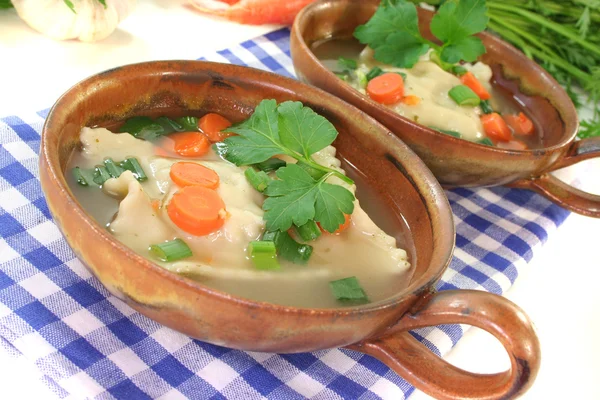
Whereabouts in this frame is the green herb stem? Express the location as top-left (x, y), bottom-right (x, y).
top-left (487, 2), bottom-right (600, 57)
top-left (297, 158), bottom-right (353, 185)
top-left (487, 21), bottom-right (534, 58)
top-left (488, 15), bottom-right (562, 60)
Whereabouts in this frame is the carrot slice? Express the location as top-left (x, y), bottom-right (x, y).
top-left (318, 214), bottom-right (352, 234)
top-left (169, 131), bottom-right (211, 157)
top-left (504, 112), bottom-right (535, 136)
top-left (170, 162), bottom-right (219, 189)
top-left (198, 113), bottom-right (233, 143)
top-left (402, 95), bottom-right (421, 106)
top-left (481, 113), bottom-right (512, 142)
top-left (367, 73), bottom-right (404, 105)
top-left (460, 72), bottom-right (491, 100)
top-left (167, 186), bottom-right (226, 236)
top-left (497, 139), bottom-right (528, 151)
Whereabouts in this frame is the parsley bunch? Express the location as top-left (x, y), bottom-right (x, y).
top-left (355, 0), bottom-right (489, 69)
top-left (216, 100), bottom-right (356, 233)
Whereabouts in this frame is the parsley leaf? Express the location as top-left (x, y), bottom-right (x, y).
top-left (430, 0), bottom-right (489, 63)
top-left (0, 0), bottom-right (13, 9)
top-left (263, 164), bottom-right (355, 233)
top-left (355, 0), bottom-right (431, 68)
top-left (216, 100), bottom-right (356, 233)
top-left (277, 101), bottom-right (338, 159)
top-left (216, 99), bottom-right (287, 165)
top-left (263, 165), bottom-right (319, 229)
top-left (217, 100), bottom-right (353, 185)
top-left (354, 0), bottom-right (488, 68)
top-left (314, 182), bottom-right (355, 232)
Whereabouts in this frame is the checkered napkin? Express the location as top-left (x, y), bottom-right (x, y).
top-left (0, 28), bottom-right (570, 400)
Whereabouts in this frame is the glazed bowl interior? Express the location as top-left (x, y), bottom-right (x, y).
top-left (41, 61), bottom-right (455, 347)
top-left (292, 0), bottom-right (580, 188)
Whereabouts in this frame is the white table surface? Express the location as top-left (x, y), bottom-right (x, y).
top-left (1, 2), bottom-right (599, 399)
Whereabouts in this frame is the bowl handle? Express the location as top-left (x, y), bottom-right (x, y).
top-left (511, 137), bottom-right (600, 217)
top-left (347, 290), bottom-right (540, 400)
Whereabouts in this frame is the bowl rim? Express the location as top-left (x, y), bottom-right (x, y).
top-left (291, 0), bottom-right (580, 155)
top-left (41, 60), bottom-right (456, 317)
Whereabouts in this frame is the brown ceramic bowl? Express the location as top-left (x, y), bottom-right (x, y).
top-left (41, 61), bottom-right (539, 399)
top-left (291, 0), bottom-right (600, 217)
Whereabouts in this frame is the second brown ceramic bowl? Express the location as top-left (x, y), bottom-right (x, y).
top-left (41, 61), bottom-right (539, 399)
top-left (291, 0), bottom-right (600, 217)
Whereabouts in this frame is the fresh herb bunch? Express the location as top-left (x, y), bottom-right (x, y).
top-left (412, 0), bottom-right (600, 138)
top-left (215, 100), bottom-right (356, 233)
top-left (0, 0), bottom-right (107, 12)
top-left (355, 0), bottom-right (489, 69)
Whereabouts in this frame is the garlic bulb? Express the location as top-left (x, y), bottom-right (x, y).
top-left (12, 0), bottom-right (137, 42)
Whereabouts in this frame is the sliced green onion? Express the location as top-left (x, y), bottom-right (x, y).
top-left (480, 100), bottom-right (494, 114)
top-left (155, 116), bottom-right (184, 134)
top-left (329, 276), bottom-right (369, 303)
top-left (366, 67), bottom-right (384, 81)
top-left (93, 165), bottom-right (111, 185)
top-left (248, 241), bottom-right (280, 270)
top-left (255, 158), bottom-right (286, 172)
top-left (296, 161), bottom-right (327, 180)
top-left (176, 116), bottom-right (199, 131)
top-left (72, 167), bottom-right (90, 186)
top-left (150, 238), bottom-right (193, 262)
top-left (334, 72), bottom-right (349, 81)
top-left (452, 65), bottom-right (468, 76)
top-left (120, 158), bottom-right (148, 182)
top-left (262, 230), bottom-right (313, 265)
top-left (119, 116), bottom-right (164, 140)
top-left (338, 57), bottom-right (357, 71)
top-left (294, 221), bottom-right (321, 242)
top-left (103, 158), bottom-right (124, 178)
top-left (245, 168), bottom-right (270, 192)
top-left (449, 85), bottom-right (481, 106)
top-left (478, 137), bottom-right (494, 146)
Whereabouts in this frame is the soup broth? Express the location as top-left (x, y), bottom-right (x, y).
top-left (67, 113), bottom-right (414, 309)
top-left (312, 37), bottom-right (544, 150)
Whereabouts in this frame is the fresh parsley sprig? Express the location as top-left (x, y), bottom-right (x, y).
top-left (354, 0), bottom-right (489, 69)
top-left (263, 164), bottom-right (355, 233)
top-left (216, 100), bottom-right (353, 185)
top-left (215, 100), bottom-right (356, 233)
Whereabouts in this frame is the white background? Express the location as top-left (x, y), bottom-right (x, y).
top-left (1, 1), bottom-right (599, 399)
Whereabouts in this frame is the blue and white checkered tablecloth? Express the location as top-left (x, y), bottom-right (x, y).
top-left (0, 28), bottom-right (570, 399)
